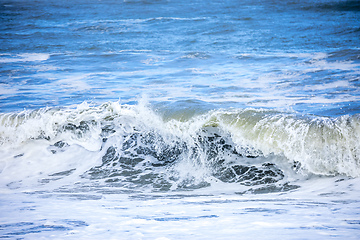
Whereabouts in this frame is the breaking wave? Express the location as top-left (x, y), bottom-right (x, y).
top-left (0, 101), bottom-right (359, 194)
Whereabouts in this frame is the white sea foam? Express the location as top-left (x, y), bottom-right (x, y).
top-left (0, 53), bottom-right (50, 63)
top-left (0, 84), bottom-right (18, 98)
top-left (0, 102), bottom-right (359, 181)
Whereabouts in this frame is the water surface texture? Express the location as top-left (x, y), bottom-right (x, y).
top-left (1, 0), bottom-right (360, 239)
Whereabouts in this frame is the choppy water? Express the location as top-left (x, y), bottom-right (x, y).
top-left (1, 0), bottom-right (360, 239)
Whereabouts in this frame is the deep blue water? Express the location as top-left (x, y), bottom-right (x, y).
top-left (1, 0), bottom-right (359, 116)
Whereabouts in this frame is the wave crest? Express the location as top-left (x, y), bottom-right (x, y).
top-left (0, 101), bottom-right (359, 179)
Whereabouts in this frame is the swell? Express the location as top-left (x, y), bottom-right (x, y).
top-left (0, 101), bottom-right (359, 179)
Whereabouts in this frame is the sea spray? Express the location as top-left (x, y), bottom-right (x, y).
top-left (1, 101), bottom-right (359, 196)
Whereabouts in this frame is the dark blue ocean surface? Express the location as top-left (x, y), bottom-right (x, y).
top-left (1, 0), bottom-right (359, 116)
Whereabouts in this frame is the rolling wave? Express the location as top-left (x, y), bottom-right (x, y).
top-left (0, 101), bottom-right (359, 193)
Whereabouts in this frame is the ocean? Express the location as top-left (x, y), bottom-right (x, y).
top-left (1, 0), bottom-right (360, 239)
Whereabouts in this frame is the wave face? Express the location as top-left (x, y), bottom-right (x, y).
top-left (1, 102), bottom-right (359, 194)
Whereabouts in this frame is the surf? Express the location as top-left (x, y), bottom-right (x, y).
top-left (0, 101), bottom-right (359, 195)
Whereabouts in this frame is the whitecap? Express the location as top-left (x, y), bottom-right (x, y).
top-left (0, 53), bottom-right (50, 63)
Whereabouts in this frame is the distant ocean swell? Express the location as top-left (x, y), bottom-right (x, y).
top-left (0, 101), bottom-right (359, 193)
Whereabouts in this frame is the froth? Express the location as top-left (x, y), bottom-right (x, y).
top-left (0, 53), bottom-right (50, 63)
top-left (0, 102), bottom-right (359, 179)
